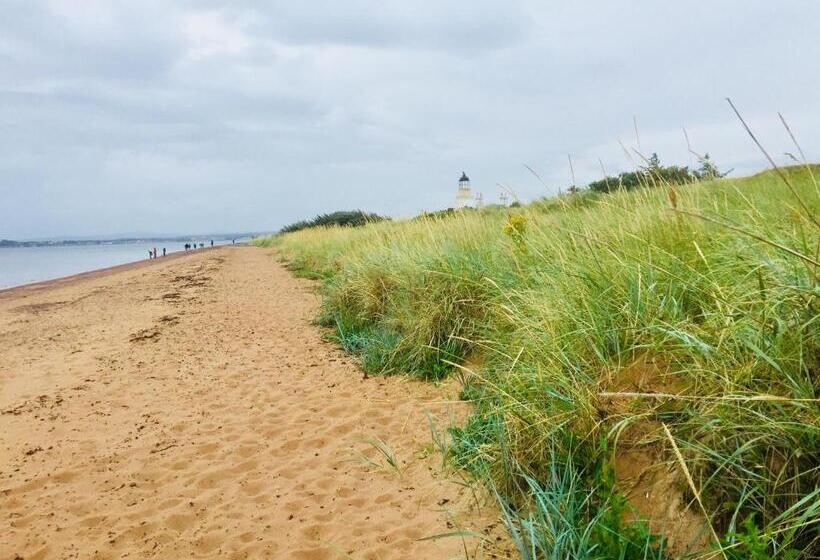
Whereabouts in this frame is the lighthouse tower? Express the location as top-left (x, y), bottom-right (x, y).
top-left (455, 172), bottom-right (473, 209)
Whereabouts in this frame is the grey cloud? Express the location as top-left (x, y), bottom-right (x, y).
top-left (199, 1), bottom-right (529, 52)
top-left (1, 0), bottom-right (819, 239)
top-left (1, 2), bottom-right (183, 85)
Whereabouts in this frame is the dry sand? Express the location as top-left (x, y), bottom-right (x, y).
top-left (1, 246), bottom-right (510, 560)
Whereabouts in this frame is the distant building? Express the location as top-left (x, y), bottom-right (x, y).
top-left (455, 172), bottom-right (473, 209)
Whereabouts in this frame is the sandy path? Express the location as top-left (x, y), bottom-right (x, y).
top-left (0, 247), bottom-right (508, 560)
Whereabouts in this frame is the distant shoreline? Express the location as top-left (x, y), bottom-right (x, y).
top-left (0, 245), bottom-right (235, 298)
top-left (0, 234), bottom-right (264, 248)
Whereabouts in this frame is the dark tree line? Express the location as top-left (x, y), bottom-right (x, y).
top-left (587, 153), bottom-right (726, 193)
top-left (280, 210), bottom-right (389, 234)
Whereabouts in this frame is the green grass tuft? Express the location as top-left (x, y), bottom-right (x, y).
top-left (256, 165), bottom-right (820, 558)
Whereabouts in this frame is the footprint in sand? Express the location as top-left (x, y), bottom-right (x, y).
top-left (0, 247), bottom-right (510, 560)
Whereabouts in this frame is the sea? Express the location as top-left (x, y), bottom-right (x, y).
top-left (0, 238), bottom-right (248, 290)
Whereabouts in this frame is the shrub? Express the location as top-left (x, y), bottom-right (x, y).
top-left (279, 210), bottom-right (388, 234)
top-left (587, 153), bottom-right (727, 193)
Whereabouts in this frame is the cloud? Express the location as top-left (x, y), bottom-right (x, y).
top-left (0, 0), bottom-right (818, 238)
top-left (193, 1), bottom-right (529, 52)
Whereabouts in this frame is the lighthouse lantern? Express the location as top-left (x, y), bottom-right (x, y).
top-left (455, 171), bottom-right (474, 209)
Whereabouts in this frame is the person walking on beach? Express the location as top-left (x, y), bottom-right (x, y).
top-left (210, 240), bottom-right (213, 247)
top-left (162, 248), bottom-right (166, 257)
top-left (153, 247), bottom-right (157, 259)
top-left (148, 250), bottom-right (153, 259)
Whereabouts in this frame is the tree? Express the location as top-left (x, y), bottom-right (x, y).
top-left (695, 153), bottom-right (725, 180)
top-left (587, 154), bottom-right (698, 193)
top-left (646, 152), bottom-right (662, 173)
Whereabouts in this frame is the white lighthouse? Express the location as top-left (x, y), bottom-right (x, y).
top-left (455, 171), bottom-right (473, 209)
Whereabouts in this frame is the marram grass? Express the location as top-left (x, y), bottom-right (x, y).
top-left (256, 166), bottom-right (819, 559)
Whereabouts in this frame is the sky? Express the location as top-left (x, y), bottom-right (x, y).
top-left (1, 1), bottom-right (819, 239)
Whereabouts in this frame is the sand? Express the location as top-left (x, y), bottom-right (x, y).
top-left (0, 246), bottom-right (510, 559)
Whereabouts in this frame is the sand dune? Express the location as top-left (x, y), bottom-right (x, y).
top-left (0, 246), bottom-right (510, 559)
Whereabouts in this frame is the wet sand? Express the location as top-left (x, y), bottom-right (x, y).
top-left (0, 246), bottom-right (509, 559)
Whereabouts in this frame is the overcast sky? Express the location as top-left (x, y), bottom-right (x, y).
top-left (1, 1), bottom-right (818, 238)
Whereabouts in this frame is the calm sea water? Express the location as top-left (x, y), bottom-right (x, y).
top-left (0, 239), bottom-right (245, 289)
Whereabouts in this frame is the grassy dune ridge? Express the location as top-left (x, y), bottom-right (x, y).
top-left (257, 167), bottom-right (819, 559)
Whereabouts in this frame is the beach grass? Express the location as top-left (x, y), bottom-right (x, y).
top-left (256, 165), bottom-right (819, 559)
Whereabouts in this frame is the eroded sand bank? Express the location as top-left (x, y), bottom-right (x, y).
top-left (0, 246), bottom-right (508, 559)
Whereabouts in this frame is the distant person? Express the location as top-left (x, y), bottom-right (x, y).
top-left (162, 248), bottom-right (166, 257)
top-left (153, 247), bottom-right (157, 259)
top-left (210, 240), bottom-right (213, 247)
top-left (148, 250), bottom-right (152, 259)
top-left (232, 239), bottom-right (235, 245)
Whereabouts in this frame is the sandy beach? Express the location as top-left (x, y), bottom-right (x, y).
top-left (0, 246), bottom-right (508, 559)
